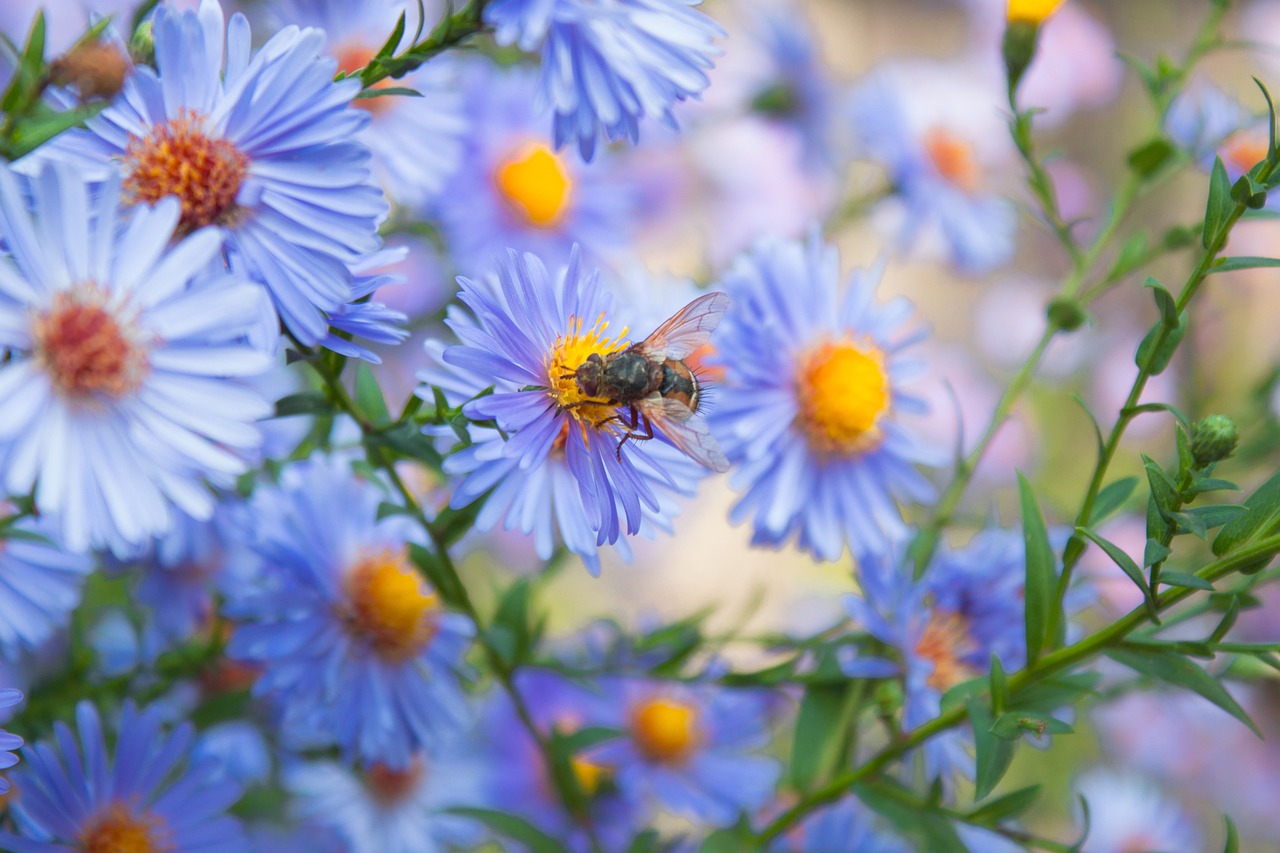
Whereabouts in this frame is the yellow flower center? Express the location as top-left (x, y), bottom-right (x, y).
top-left (81, 804), bottom-right (173, 853)
top-left (630, 697), bottom-right (699, 764)
top-left (915, 610), bottom-right (979, 692)
top-left (1006, 0), bottom-right (1065, 24)
top-left (570, 756), bottom-right (609, 796)
top-left (794, 339), bottom-right (890, 455)
top-left (33, 286), bottom-right (149, 401)
top-left (123, 109), bottom-right (249, 235)
top-left (545, 313), bottom-right (631, 429)
top-left (495, 143), bottom-right (574, 227)
top-left (1223, 133), bottom-right (1268, 176)
top-left (924, 128), bottom-right (980, 192)
top-left (343, 548), bottom-right (439, 661)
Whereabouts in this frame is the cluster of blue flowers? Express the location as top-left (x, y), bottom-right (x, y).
top-left (0, 0), bottom-right (1237, 849)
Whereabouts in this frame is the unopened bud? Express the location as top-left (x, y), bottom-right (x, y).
top-left (1191, 414), bottom-right (1239, 468)
top-left (48, 41), bottom-right (131, 102)
top-left (1007, 0), bottom-right (1066, 24)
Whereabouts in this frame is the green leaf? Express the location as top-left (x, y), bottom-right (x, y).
top-left (1185, 476), bottom-right (1240, 497)
top-left (969, 700), bottom-right (1015, 800)
top-left (1208, 256), bottom-right (1280, 274)
top-left (1183, 504), bottom-right (1246, 530)
top-left (1018, 474), bottom-right (1057, 663)
top-left (1009, 672), bottom-right (1100, 714)
top-left (1143, 454), bottom-right (1181, 519)
top-left (406, 543), bottom-right (466, 610)
top-left (1127, 136), bottom-right (1176, 179)
top-left (989, 655), bottom-right (1007, 715)
top-left (1088, 477), bottom-right (1139, 526)
top-left (1107, 644), bottom-right (1261, 737)
top-left (1135, 313), bottom-right (1187, 376)
top-left (273, 391), bottom-right (331, 417)
top-left (1144, 277), bottom-right (1179, 328)
top-left (787, 675), bottom-right (864, 793)
top-left (1143, 538), bottom-right (1171, 568)
top-left (488, 578), bottom-right (537, 667)
top-left (354, 363), bottom-right (392, 427)
top-left (1256, 76), bottom-right (1278, 162)
top-left (1224, 815), bottom-right (1240, 853)
top-left (1209, 595), bottom-right (1241, 643)
top-left (1076, 527), bottom-right (1154, 612)
top-left (700, 821), bottom-right (756, 853)
top-left (1213, 469), bottom-right (1280, 557)
top-left (1158, 571), bottom-right (1214, 591)
top-left (966, 784), bottom-right (1042, 823)
top-left (1104, 232), bottom-right (1149, 282)
top-left (448, 808), bottom-right (563, 853)
top-left (989, 711), bottom-right (1073, 740)
top-left (1203, 155), bottom-right (1234, 249)
top-left (625, 830), bottom-right (664, 853)
top-left (854, 782), bottom-right (968, 851)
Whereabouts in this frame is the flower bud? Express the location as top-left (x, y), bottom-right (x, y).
top-left (1003, 1), bottom-right (1065, 96)
top-left (1191, 414), bottom-right (1239, 468)
top-left (1007, 0), bottom-right (1066, 24)
top-left (48, 41), bottom-right (131, 102)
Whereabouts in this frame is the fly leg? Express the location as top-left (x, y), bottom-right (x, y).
top-left (615, 408), bottom-right (654, 460)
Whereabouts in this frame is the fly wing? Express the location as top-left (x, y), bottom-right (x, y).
top-left (637, 292), bottom-right (730, 362)
top-left (647, 396), bottom-right (730, 472)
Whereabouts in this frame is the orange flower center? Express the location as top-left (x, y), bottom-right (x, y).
top-left (630, 697), bottom-right (699, 764)
top-left (364, 759), bottom-right (424, 805)
top-left (343, 548), bottom-right (439, 661)
top-left (924, 128), bottom-right (981, 192)
top-left (33, 286), bottom-right (149, 400)
top-left (81, 804), bottom-right (173, 853)
top-left (1222, 133), bottom-right (1268, 175)
top-left (915, 610), bottom-right (979, 691)
top-left (495, 143), bottom-right (574, 228)
top-left (334, 43), bottom-right (394, 115)
top-left (794, 339), bottom-right (890, 455)
top-left (124, 109), bottom-right (249, 234)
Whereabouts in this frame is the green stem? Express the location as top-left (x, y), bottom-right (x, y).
top-left (355, 0), bottom-right (490, 89)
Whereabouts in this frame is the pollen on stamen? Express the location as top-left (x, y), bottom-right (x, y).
top-left (33, 287), bottom-right (149, 401)
top-left (343, 548), bottom-right (439, 661)
top-left (81, 802), bottom-right (174, 853)
top-left (123, 109), bottom-right (249, 234)
top-left (794, 338), bottom-right (891, 456)
top-left (915, 610), bottom-right (979, 692)
top-left (545, 313), bottom-right (631, 429)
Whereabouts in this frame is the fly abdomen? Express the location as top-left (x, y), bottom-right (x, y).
top-left (659, 359), bottom-right (699, 412)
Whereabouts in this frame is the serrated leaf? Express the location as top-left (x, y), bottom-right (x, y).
top-left (1088, 477), bottom-right (1139, 526)
top-left (1077, 527), bottom-right (1154, 612)
top-left (966, 784), bottom-right (1042, 823)
top-left (1203, 155), bottom-right (1234, 249)
top-left (448, 808), bottom-right (563, 853)
top-left (1158, 571), bottom-right (1214, 590)
top-left (1018, 474), bottom-right (1057, 663)
top-left (1107, 645), bottom-right (1261, 737)
top-left (1213, 469), bottom-right (1280, 557)
top-left (970, 700), bottom-right (1015, 800)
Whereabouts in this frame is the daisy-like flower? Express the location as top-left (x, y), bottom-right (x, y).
top-left (708, 232), bottom-right (939, 562)
top-left (24, 0), bottom-right (389, 347)
top-left (268, 0), bottom-right (467, 208)
top-left (772, 795), bottom-right (909, 852)
top-left (1166, 81), bottom-right (1270, 180)
top-left (418, 247), bottom-right (707, 575)
top-left (0, 512), bottom-right (93, 659)
top-left (0, 688), bottom-right (20, 794)
top-left (437, 63), bottom-right (637, 272)
top-left (284, 751), bottom-right (484, 853)
top-left (487, 0), bottom-right (726, 160)
top-left (224, 454), bottom-right (474, 768)
top-left (841, 529), bottom-right (1032, 784)
top-left (0, 700), bottom-right (245, 851)
top-left (847, 60), bottom-right (1017, 275)
top-left (1074, 770), bottom-right (1201, 853)
top-left (589, 680), bottom-right (780, 827)
top-left (0, 162), bottom-right (271, 555)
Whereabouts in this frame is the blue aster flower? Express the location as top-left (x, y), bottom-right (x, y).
top-left (1166, 81), bottom-right (1270, 180)
top-left (224, 453), bottom-right (474, 768)
top-left (1074, 770), bottom-right (1201, 853)
top-left (437, 62), bottom-right (638, 272)
top-left (589, 680), bottom-right (780, 828)
top-left (0, 513), bottom-right (93, 659)
top-left (0, 700), bottom-right (245, 851)
top-left (840, 529), bottom-right (1033, 784)
top-left (417, 247), bottom-right (707, 575)
top-left (0, 688), bottom-right (20, 794)
top-left (284, 750), bottom-right (484, 853)
top-left (487, 0), bottom-right (725, 160)
top-left (268, 0), bottom-right (468, 208)
top-left (772, 795), bottom-right (909, 852)
top-left (847, 61), bottom-right (1016, 275)
top-left (23, 0), bottom-right (389, 348)
top-left (708, 232), bottom-right (939, 562)
top-left (322, 250), bottom-right (411, 363)
top-left (0, 161), bottom-right (272, 555)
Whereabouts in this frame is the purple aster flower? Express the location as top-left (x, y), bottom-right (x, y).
top-left (1166, 81), bottom-right (1270, 179)
top-left (590, 680), bottom-right (780, 827)
top-left (417, 247), bottom-right (708, 575)
top-left (1074, 770), bottom-right (1201, 853)
top-left (0, 688), bottom-right (20, 794)
top-left (322, 249), bottom-right (411, 363)
top-left (437, 62), bottom-right (638, 272)
top-left (847, 60), bottom-right (1017, 275)
top-left (224, 454), bottom-right (474, 768)
top-left (23, 0), bottom-right (389, 348)
top-left (488, 0), bottom-right (725, 160)
top-left (0, 512), bottom-right (92, 659)
top-left (771, 795), bottom-right (909, 852)
top-left (0, 162), bottom-right (272, 555)
top-left (284, 750), bottom-right (484, 853)
top-left (0, 701), bottom-right (245, 851)
top-left (268, 0), bottom-right (468, 208)
top-left (841, 529), bottom-right (1033, 784)
top-left (708, 231), bottom-right (939, 562)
